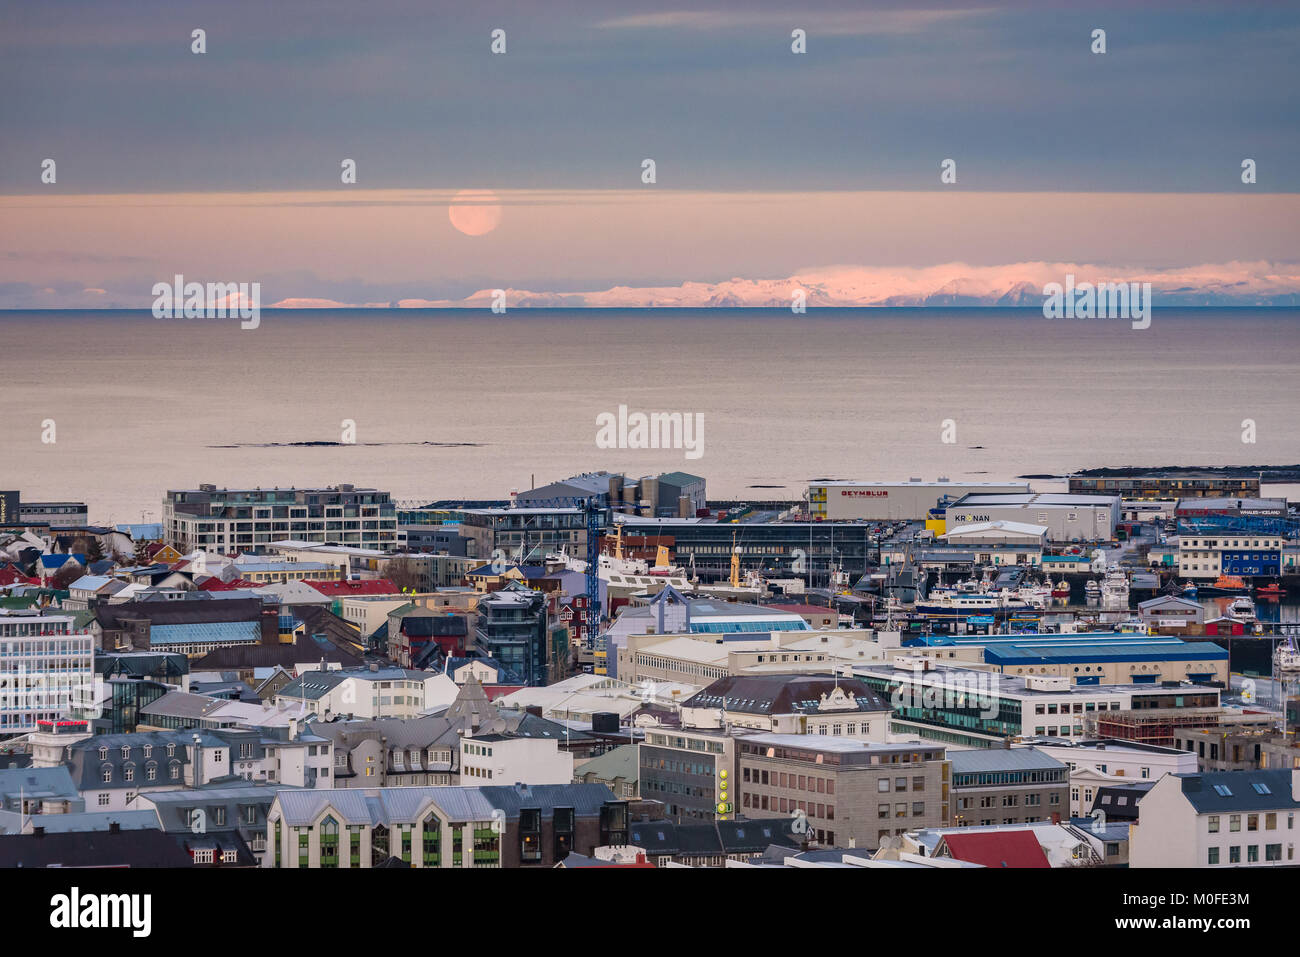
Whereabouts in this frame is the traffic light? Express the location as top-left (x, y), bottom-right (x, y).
top-left (716, 767), bottom-right (731, 816)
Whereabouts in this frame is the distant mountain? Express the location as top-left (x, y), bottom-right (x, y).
top-left (347, 260), bottom-right (1300, 309)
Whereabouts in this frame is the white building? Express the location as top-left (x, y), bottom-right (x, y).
top-left (1177, 533), bottom-right (1289, 579)
top-left (943, 521), bottom-right (1048, 547)
top-left (1130, 769), bottom-right (1300, 867)
top-left (944, 493), bottom-right (1120, 543)
top-left (808, 480), bottom-right (1031, 521)
top-left (1022, 737), bottom-right (1199, 816)
top-left (0, 612), bottom-right (96, 737)
top-left (274, 667), bottom-right (460, 720)
top-left (459, 733), bottom-right (574, 785)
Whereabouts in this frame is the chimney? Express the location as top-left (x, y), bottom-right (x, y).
top-left (33, 826), bottom-right (44, 837)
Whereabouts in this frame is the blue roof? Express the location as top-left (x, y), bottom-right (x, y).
top-left (982, 639), bottom-right (1228, 666)
top-left (115, 523), bottom-right (164, 540)
top-left (148, 621), bottom-right (261, 646)
top-left (38, 553), bottom-right (84, 569)
top-left (0, 766), bottom-right (79, 802)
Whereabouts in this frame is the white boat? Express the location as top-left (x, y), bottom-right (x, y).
top-left (1227, 595), bottom-right (1256, 620)
top-left (914, 592), bottom-right (1034, 617)
top-left (1100, 570), bottom-right (1129, 611)
top-left (1014, 582), bottom-right (1054, 610)
top-left (1276, 646), bottom-right (1300, 675)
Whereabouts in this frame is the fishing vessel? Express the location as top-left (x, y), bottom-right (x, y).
top-left (1257, 582), bottom-right (1286, 598)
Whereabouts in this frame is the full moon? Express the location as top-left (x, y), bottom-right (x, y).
top-left (448, 189), bottom-right (503, 236)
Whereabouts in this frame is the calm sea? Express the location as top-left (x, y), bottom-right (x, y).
top-left (1, 308), bottom-right (1297, 524)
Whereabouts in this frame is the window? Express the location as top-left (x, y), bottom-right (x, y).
top-left (319, 816), bottom-right (339, 868)
top-left (1208, 847), bottom-right (1219, 865)
top-left (1230, 815), bottom-right (1241, 832)
top-left (1208, 815), bottom-right (1220, 833)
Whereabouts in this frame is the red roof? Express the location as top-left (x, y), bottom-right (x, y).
top-left (304, 579), bottom-right (401, 597)
top-left (197, 576), bottom-right (257, 591)
top-left (0, 565), bottom-right (39, 586)
top-left (936, 831), bottom-right (1050, 869)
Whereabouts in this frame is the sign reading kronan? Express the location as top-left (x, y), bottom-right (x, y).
top-left (842, 490), bottom-right (888, 497)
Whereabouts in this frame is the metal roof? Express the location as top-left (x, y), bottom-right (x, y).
top-left (948, 747), bottom-right (1067, 774)
top-left (148, 620), bottom-right (261, 645)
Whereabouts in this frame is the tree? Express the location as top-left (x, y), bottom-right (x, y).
top-left (384, 556), bottom-right (423, 593)
top-left (50, 564), bottom-right (82, 589)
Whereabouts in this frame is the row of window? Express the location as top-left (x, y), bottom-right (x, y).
top-left (1207, 812), bottom-right (1292, 833)
top-left (1207, 844), bottom-right (1285, 864)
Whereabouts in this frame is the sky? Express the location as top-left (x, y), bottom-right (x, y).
top-left (2, 0), bottom-right (1298, 306)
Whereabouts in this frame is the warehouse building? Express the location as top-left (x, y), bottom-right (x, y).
top-left (807, 479), bottom-right (1031, 521)
top-left (943, 493), bottom-right (1119, 543)
top-left (943, 521), bottom-right (1049, 548)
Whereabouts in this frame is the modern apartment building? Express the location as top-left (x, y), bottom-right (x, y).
top-left (1068, 472), bottom-right (1261, 500)
top-left (473, 586), bottom-right (559, 687)
top-left (163, 483), bottom-right (397, 552)
top-left (0, 611), bottom-right (96, 737)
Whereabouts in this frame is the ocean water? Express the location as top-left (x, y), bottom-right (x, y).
top-left (0, 308), bottom-right (1296, 524)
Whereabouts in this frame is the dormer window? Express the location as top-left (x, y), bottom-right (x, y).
top-left (98, 747), bottom-right (109, 760)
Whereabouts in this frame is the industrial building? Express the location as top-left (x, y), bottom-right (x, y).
top-left (912, 632), bottom-right (1230, 686)
top-left (1174, 497), bottom-right (1289, 519)
top-left (942, 521), bottom-right (1048, 548)
top-left (808, 479), bottom-right (1031, 521)
top-left (943, 493), bottom-right (1120, 542)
